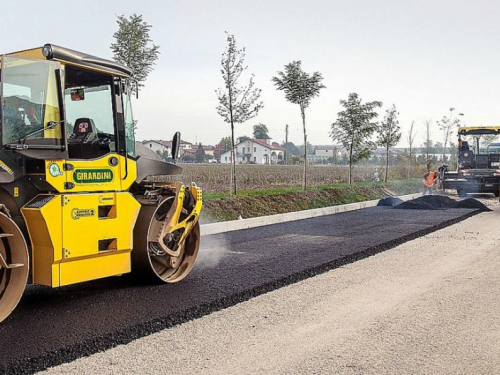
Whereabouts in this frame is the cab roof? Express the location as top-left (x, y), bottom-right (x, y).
top-left (4, 44), bottom-right (132, 79)
top-left (458, 126), bottom-right (500, 136)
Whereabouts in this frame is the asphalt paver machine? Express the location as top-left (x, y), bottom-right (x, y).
top-left (0, 44), bottom-right (202, 322)
top-left (441, 126), bottom-right (500, 197)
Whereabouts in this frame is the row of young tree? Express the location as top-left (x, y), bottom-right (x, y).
top-left (108, 16), bottom-right (467, 194)
top-left (215, 33), bottom-right (466, 193)
top-left (216, 32), bottom-right (328, 193)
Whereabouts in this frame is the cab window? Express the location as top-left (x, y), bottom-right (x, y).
top-left (65, 85), bottom-right (114, 136)
top-left (1, 56), bottom-right (64, 146)
top-left (123, 90), bottom-right (135, 156)
top-left (64, 66), bottom-right (116, 159)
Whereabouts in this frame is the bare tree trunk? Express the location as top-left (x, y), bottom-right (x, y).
top-left (408, 147), bottom-right (412, 179)
top-left (385, 145), bottom-right (389, 183)
top-left (348, 144), bottom-right (353, 185)
top-left (442, 110), bottom-right (454, 163)
top-left (443, 128), bottom-right (448, 163)
top-left (227, 64), bottom-right (237, 196)
top-left (425, 120), bottom-right (431, 170)
top-left (407, 121), bottom-right (415, 179)
top-left (301, 106), bottom-right (307, 191)
top-left (230, 122), bottom-right (236, 195)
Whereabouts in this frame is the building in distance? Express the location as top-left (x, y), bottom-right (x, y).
top-left (220, 138), bottom-right (285, 164)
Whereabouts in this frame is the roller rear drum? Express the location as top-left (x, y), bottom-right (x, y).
top-left (0, 213), bottom-right (29, 323)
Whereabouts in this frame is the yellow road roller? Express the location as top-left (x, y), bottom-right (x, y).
top-left (0, 44), bottom-right (202, 323)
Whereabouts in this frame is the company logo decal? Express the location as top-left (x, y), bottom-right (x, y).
top-left (98, 195), bottom-right (114, 203)
top-left (71, 208), bottom-right (95, 220)
top-left (73, 169), bottom-right (114, 184)
top-left (48, 163), bottom-right (63, 177)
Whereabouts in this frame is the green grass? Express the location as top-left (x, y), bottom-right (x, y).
top-left (203, 179), bottom-right (420, 200)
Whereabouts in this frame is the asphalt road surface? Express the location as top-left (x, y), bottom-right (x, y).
top-left (0, 206), bottom-right (477, 374)
top-left (44, 204), bottom-right (500, 375)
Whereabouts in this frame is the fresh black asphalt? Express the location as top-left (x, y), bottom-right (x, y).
top-left (0, 206), bottom-right (478, 374)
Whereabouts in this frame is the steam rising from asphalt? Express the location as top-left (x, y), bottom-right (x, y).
top-left (196, 235), bottom-right (231, 268)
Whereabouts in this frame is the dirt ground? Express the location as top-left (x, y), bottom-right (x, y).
top-left (43, 196), bottom-right (500, 375)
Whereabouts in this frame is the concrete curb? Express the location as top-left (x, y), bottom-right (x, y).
top-left (200, 193), bottom-right (422, 236)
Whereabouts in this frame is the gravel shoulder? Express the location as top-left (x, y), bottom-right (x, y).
top-left (43, 201), bottom-right (500, 375)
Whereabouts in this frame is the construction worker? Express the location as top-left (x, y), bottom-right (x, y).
top-left (422, 170), bottom-right (439, 195)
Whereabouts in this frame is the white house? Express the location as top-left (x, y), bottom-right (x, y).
top-left (220, 138), bottom-right (285, 164)
top-left (179, 140), bottom-right (193, 151)
top-left (314, 144), bottom-right (342, 157)
top-left (142, 140), bottom-right (171, 155)
top-left (202, 145), bottom-right (215, 156)
top-left (142, 139), bottom-right (194, 157)
top-left (309, 144), bottom-right (344, 163)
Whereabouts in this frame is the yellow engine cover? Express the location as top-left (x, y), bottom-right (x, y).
top-left (21, 192), bottom-right (140, 287)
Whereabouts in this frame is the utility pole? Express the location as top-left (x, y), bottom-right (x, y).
top-left (285, 124), bottom-right (289, 165)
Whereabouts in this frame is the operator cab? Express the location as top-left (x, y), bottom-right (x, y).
top-left (64, 65), bottom-right (121, 159)
top-left (0, 44), bottom-right (183, 200)
top-left (458, 127), bottom-right (500, 170)
top-left (0, 45), bottom-right (136, 164)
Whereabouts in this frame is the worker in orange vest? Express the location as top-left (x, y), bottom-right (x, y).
top-left (422, 170), bottom-right (439, 195)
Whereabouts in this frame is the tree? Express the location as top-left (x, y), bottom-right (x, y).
top-left (237, 135), bottom-right (250, 143)
top-left (437, 108), bottom-right (463, 162)
top-left (417, 154), bottom-right (427, 166)
top-left (156, 149), bottom-right (168, 160)
top-left (299, 142), bottom-right (315, 155)
top-left (481, 134), bottom-right (498, 147)
top-left (434, 142), bottom-right (444, 156)
top-left (216, 33), bottom-right (264, 195)
top-left (423, 119), bottom-right (433, 170)
top-left (282, 141), bottom-right (299, 164)
top-left (331, 146), bottom-right (339, 165)
top-left (195, 143), bottom-right (206, 163)
top-left (214, 137), bottom-right (231, 162)
top-left (282, 141), bottom-right (300, 156)
top-left (377, 105), bottom-right (401, 182)
top-left (396, 149), bottom-right (409, 167)
top-left (253, 124), bottom-right (270, 139)
top-left (218, 136), bottom-right (231, 150)
top-left (272, 61), bottom-right (325, 190)
top-left (449, 142), bottom-right (458, 169)
top-left (181, 154), bottom-right (195, 163)
top-left (330, 93), bottom-right (382, 185)
top-left (111, 14), bottom-right (160, 93)
top-left (407, 121), bottom-right (417, 179)
top-left (291, 155), bottom-right (301, 165)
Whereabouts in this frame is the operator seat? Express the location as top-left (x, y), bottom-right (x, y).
top-left (459, 141), bottom-right (475, 169)
top-left (67, 118), bottom-right (99, 159)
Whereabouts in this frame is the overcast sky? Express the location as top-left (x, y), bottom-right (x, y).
top-left (2, 0), bottom-right (499, 147)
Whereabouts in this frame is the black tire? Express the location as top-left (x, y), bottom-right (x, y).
top-left (457, 189), bottom-right (467, 198)
top-left (494, 190), bottom-right (499, 197)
